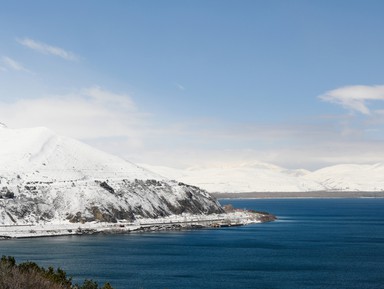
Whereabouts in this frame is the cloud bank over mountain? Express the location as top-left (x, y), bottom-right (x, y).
top-left (1, 2), bottom-right (384, 170)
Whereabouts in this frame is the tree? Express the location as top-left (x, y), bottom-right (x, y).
top-left (0, 256), bottom-right (115, 289)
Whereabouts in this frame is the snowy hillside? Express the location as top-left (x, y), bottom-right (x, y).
top-left (141, 162), bottom-right (326, 193)
top-left (0, 126), bottom-right (223, 225)
top-left (305, 163), bottom-right (384, 191)
top-left (142, 162), bottom-right (384, 193)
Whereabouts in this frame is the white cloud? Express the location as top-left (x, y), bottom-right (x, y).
top-left (84, 86), bottom-right (136, 110)
top-left (0, 87), bottom-right (144, 141)
top-left (17, 38), bottom-right (77, 61)
top-left (109, 115), bottom-right (384, 170)
top-left (175, 82), bottom-right (185, 91)
top-left (1, 86), bottom-right (384, 170)
top-left (132, 139), bottom-right (384, 171)
top-left (1, 56), bottom-right (29, 72)
top-left (319, 85), bottom-right (384, 114)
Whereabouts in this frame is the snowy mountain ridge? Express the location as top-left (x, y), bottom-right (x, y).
top-left (304, 163), bottom-right (384, 192)
top-left (0, 126), bottom-right (223, 226)
top-left (141, 161), bottom-right (384, 193)
top-left (0, 126), bottom-right (159, 181)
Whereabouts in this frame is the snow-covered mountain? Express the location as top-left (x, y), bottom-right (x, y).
top-left (304, 163), bottom-right (384, 192)
top-left (0, 126), bottom-right (223, 225)
top-left (142, 162), bottom-right (384, 193)
top-left (141, 162), bottom-right (325, 193)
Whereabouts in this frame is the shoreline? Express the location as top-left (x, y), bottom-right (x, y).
top-left (0, 210), bottom-right (275, 240)
top-left (213, 191), bottom-right (384, 199)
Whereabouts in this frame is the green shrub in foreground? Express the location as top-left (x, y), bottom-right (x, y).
top-left (0, 256), bottom-right (114, 289)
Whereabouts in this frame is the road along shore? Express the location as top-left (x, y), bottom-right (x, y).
top-left (0, 210), bottom-right (276, 239)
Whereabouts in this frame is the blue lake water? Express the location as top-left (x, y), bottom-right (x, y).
top-left (1, 198), bottom-right (384, 289)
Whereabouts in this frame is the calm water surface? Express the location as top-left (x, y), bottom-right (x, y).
top-left (1, 198), bottom-right (384, 289)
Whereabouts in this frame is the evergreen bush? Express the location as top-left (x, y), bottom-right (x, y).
top-left (0, 256), bottom-right (115, 289)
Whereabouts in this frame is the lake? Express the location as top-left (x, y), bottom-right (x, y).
top-left (1, 198), bottom-right (384, 289)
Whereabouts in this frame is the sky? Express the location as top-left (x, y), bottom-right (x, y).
top-left (1, 0), bottom-right (384, 170)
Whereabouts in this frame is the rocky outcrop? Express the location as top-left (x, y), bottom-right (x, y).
top-left (0, 126), bottom-right (224, 226)
top-left (0, 178), bottom-right (223, 225)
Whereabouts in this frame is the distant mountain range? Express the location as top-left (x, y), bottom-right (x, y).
top-left (1, 125), bottom-right (382, 228)
top-left (141, 161), bottom-right (384, 193)
top-left (0, 126), bottom-right (223, 226)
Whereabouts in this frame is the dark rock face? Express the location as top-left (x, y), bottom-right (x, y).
top-left (0, 187), bottom-right (15, 199)
top-left (75, 179), bottom-right (224, 223)
top-left (98, 181), bottom-right (115, 194)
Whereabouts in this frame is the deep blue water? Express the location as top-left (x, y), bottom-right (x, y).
top-left (1, 198), bottom-right (384, 289)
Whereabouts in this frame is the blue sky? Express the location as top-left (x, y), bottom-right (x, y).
top-left (1, 0), bottom-right (384, 169)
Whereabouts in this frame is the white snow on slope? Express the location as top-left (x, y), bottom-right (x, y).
top-left (0, 126), bottom-right (160, 182)
top-left (305, 163), bottom-right (384, 192)
top-left (0, 126), bottom-right (223, 226)
top-left (141, 162), bottom-right (325, 193)
top-left (142, 161), bottom-right (384, 193)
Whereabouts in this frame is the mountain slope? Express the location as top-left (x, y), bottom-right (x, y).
top-left (305, 163), bottom-right (384, 191)
top-left (0, 127), bottom-right (223, 225)
top-left (142, 162), bottom-right (384, 193)
top-left (141, 162), bottom-right (326, 193)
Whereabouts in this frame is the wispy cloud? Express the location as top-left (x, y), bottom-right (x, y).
top-left (319, 85), bottom-right (384, 115)
top-left (175, 82), bottom-right (185, 91)
top-left (84, 86), bottom-right (136, 110)
top-left (0, 87), bottom-right (143, 141)
top-left (1, 56), bottom-right (29, 72)
top-left (17, 38), bottom-right (78, 61)
top-left (1, 86), bottom-right (384, 170)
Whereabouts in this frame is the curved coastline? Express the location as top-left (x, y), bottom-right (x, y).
top-left (0, 210), bottom-right (276, 239)
top-left (213, 191), bottom-right (384, 199)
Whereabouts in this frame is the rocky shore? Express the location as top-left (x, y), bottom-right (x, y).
top-left (213, 191), bottom-right (384, 199)
top-left (0, 210), bottom-right (276, 239)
